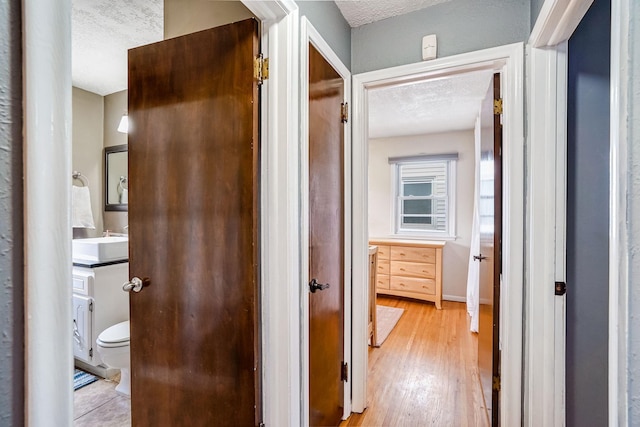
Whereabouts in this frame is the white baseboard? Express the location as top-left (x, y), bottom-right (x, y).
top-left (443, 295), bottom-right (466, 303)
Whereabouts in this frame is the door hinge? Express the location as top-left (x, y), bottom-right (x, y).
top-left (341, 361), bottom-right (349, 382)
top-left (555, 281), bottom-right (567, 296)
top-left (254, 54), bottom-right (269, 85)
top-left (492, 375), bottom-right (500, 392)
top-left (341, 102), bottom-right (349, 123)
top-left (89, 348), bottom-right (93, 358)
top-left (258, 423), bottom-right (265, 427)
top-left (493, 98), bottom-right (503, 115)
top-left (89, 301), bottom-right (94, 312)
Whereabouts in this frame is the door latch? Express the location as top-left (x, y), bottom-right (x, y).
top-left (473, 254), bottom-right (487, 262)
top-left (309, 278), bottom-right (330, 293)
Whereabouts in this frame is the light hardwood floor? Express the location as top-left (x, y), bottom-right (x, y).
top-left (341, 297), bottom-right (489, 427)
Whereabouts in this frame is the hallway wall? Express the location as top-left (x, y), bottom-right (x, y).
top-left (566, 0), bottom-right (610, 424)
top-left (351, 0), bottom-right (529, 74)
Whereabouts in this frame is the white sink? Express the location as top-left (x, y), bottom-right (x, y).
top-left (72, 236), bottom-right (129, 264)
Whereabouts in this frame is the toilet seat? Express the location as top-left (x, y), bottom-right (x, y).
top-left (97, 320), bottom-right (130, 348)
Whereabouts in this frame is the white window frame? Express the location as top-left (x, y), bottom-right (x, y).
top-left (392, 157), bottom-right (457, 239)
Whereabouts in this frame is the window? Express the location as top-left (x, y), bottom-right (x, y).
top-left (390, 155), bottom-right (456, 238)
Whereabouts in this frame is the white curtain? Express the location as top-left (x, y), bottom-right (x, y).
top-left (466, 116), bottom-right (482, 333)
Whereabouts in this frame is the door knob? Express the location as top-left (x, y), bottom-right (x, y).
top-left (123, 277), bottom-right (146, 293)
top-left (309, 278), bottom-right (330, 293)
top-left (473, 254), bottom-right (488, 262)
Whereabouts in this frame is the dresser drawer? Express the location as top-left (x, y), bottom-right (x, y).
top-left (390, 276), bottom-right (436, 295)
top-left (377, 259), bottom-right (390, 275)
top-left (390, 246), bottom-right (436, 264)
top-left (391, 261), bottom-right (435, 279)
top-left (376, 275), bottom-right (390, 290)
top-left (376, 245), bottom-right (390, 260)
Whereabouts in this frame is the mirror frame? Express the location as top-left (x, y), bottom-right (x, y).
top-left (104, 144), bottom-right (128, 212)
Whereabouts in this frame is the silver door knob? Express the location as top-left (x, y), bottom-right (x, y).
top-left (123, 277), bottom-right (144, 293)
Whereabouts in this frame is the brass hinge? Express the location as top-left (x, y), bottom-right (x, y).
top-left (555, 281), bottom-right (567, 296)
top-left (494, 98), bottom-right (503, 115)
top-left (254, 54), bottom-right (269, 85)
top-left (341, 102), bottom-right (349, 123)
top-left (341, 361), bottom-right (349, 382)
top-left (492, 375), bottom-right (501, 392)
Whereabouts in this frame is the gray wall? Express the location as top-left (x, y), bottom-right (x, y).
top-left (103, 90), bottom-right (129, 233)
top-left (164, 0), bottom-right (255, 39)
top-left (530, 0), bottom-right (546, 28)
top-left (351, 0), bottom-right (529, 74)
top-left (628, 0), bottom-right (640, 422)
top-left (566, 0), bottom-right (610, 425)
top-left (0, 0), bottom-right (23, 425)
top-left (297, 0), bottom-right (351, 70)
top-left (72, 87), bottom-right (105, 238)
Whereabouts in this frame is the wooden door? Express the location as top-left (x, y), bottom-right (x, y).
top-left (477, 73), bottom-right (502, 427)
top-left (127, 19), bottom-right (261, 426)
top-left (308, 44), bottom-right (345, 427)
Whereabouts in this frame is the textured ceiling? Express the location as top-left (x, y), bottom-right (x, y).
top-left (368, 70), bottom-right (494, 139)
top-left (72, 0), bottom-right (163, 96)
top-left (335, 0), bottom-right (452, 27)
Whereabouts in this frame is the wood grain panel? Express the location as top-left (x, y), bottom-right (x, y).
top-left (390, 246), bottom-right (436, 264)
top-left (376, 245), bottom-right (390, 260)
top-left (390, 261), bottom-right (435, 279)
top-left (308, 43), bottom-right (345, 427)
top-left (390, 276), bottom-right (436, 295)
top-left (128, 19), bottom-right (261, 426)
top-left (377, 259), bottom-right (390, 275)
top-left (375, 275), bottom-right (390, 290)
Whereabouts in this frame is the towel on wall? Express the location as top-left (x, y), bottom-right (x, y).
top-left (72, 185), bottom-right (96, 229)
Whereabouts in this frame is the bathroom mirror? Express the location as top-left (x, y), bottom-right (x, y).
top-left (104, 144), bottom-right (128, 211)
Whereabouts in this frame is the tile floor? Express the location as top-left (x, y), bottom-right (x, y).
top-left (74, 373), bottom-right (130, 426)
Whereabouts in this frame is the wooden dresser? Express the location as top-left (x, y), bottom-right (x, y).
top-left (369, 239), bottom-right (445, 309)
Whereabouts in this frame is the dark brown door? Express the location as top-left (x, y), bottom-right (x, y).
top-left (308, 43), bottom-right (345, 427)
top-left (127, 19), bottom-right (261, 426)
top-left (477, 73), bottom-right (502, 427)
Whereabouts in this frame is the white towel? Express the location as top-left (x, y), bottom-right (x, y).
top-left (120, 188), bottom-right (128, 204)
top-left (72, 185), bottom-right (96, 229)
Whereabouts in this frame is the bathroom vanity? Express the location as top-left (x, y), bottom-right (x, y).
top-left (72, 256), bottom-right (129, 376)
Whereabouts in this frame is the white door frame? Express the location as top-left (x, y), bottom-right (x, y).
top-left (351, 43), bottom-right (524, 426)
top-left (526, 0), bottom-right (629, 425)
top-left (299, 17), bottom-right (353, 423)
top-left (525, 41), bottom-right (569, 426)
top-left (24, 1), bottom-right (301, 426)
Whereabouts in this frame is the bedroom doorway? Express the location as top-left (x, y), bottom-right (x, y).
top-left (349, 43), bottom-right (524, 425)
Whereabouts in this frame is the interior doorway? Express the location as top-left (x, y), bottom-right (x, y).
top-left (350, 43), bottom-right (525, 425)
top-left (343, 66), bottom-right (497, 425)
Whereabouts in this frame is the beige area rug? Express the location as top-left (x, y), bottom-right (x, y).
top-left (375, 305), bottom-right (405, 346)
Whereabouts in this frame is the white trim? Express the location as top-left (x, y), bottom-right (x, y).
top-left (243, 2), bottom-right (302, 426)
top-left (609, 0), bottom-right (629, 424)
top-left (554, 41), bottom-right (568, 427)
top-left (352, 44), bottom-right (525, 425)
top-left (525, 43), bottom-right (568, 426)
top-left (300, 17), bottom-right (353, 424)
top-left (529, 0), bottom-right (594, 48)
top-left (26, 1), bottom-right (300, 426)
top-left (392, 159), bottom-right (457, 239)
top-left (24, 1), bottom-right (74, 425)
top-left (443, 295), bottom-right (467, 303)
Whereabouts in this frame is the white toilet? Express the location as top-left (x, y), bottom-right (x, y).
top-left (96, 320), bottom-right (131, 396)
